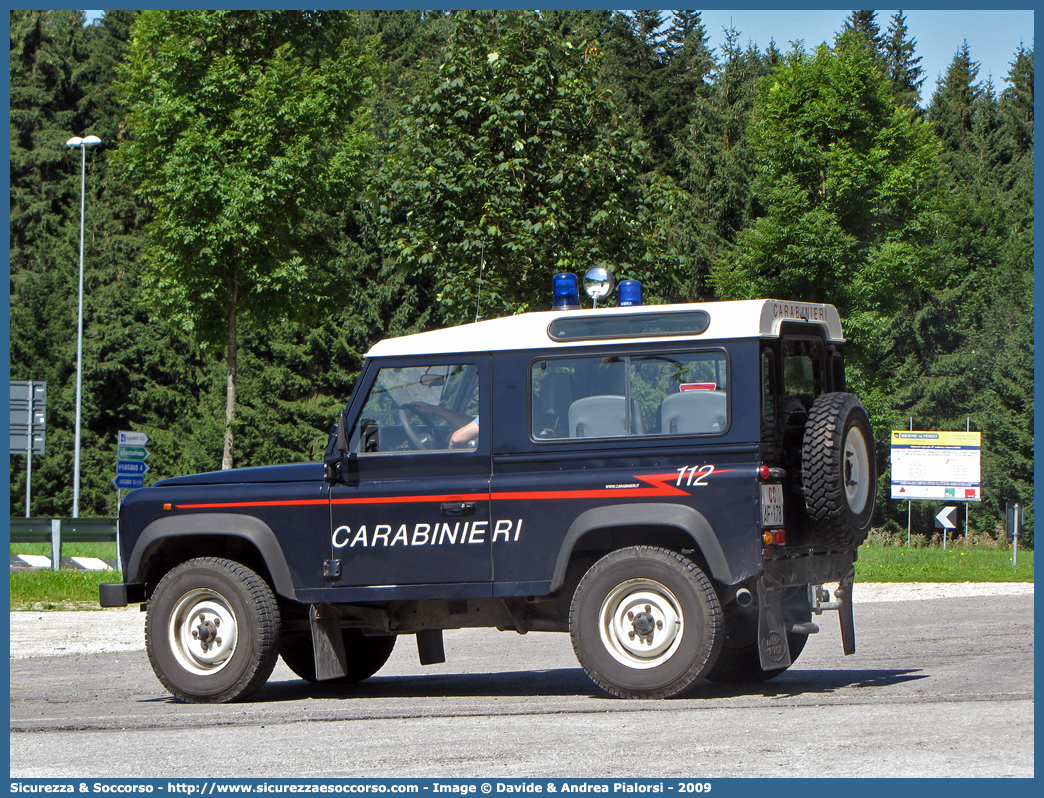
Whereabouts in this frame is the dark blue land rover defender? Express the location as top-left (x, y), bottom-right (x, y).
top-left (101, 280), bottom-right (876, 702)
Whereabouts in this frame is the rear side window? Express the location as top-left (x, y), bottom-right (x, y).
top-left (531, 351), bottom-right (728, 440)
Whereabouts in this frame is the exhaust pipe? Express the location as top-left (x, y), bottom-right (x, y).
top-left (735, 587), bottom-right (753, 607)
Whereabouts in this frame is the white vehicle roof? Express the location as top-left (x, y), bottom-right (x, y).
top-left (366, 299), bottom-right (844, 359)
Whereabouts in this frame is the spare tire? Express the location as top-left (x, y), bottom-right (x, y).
top-left (801, 392), bottom-right (876, 549)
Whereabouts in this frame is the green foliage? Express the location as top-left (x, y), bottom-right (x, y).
top-left (715, 33), bottom-right (940, 405)
top-left (380, 11), bottom-right (671, 325)
top-left (115, 10), bottom-right (378, 468)
top-left (882, 11), bottom-right (925, 110)
top-left (117, 10), bottom-right (376, 347)
top-left (8, 12), bottom-right (1033, 545)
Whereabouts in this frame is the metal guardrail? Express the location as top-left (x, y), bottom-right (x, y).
top-left (9, 517), bottom-right (118, 572)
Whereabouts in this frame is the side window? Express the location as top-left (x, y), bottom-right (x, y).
top-left (782, 338), bottom-right (826, 417)
top-left (350, 363), bottom-right (480, 454)
top-left (761, 349), bottom-right (777, 422)
top-left (530, 351), bottom-right (728, 440)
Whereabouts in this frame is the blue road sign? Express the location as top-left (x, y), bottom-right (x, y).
top-left (116, 460), bottom-right (150, 476)
top-left (112, 475), bottom-right (145, 489)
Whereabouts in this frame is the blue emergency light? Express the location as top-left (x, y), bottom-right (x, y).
top-left (552, 273), bottom-right (581, 310)
top-left (618, 280), bottom-right (643, 306)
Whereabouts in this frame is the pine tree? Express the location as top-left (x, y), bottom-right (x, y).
top-left (655, 11), bottom-right (714, 181)
top-left (838, 10), bottom-right (885, 68)
top-left (929, 41), bottom-right (981, 177)
top-left (892, 42), bottom-right (1034, 538)
top-left (882, 10), bottom-right (925, 109)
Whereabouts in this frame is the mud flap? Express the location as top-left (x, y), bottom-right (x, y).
top-left (757, 576), bottom-right (791, 670)
top-left (310, 604), bottom-right (348, 680)
top-left (416, 629), bottom-right (446, 665)
top-left (837, 566), bottom-right (856, 655)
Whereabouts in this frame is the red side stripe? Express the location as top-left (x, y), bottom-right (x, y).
top-left (175, 471), bottom-right (732, 510)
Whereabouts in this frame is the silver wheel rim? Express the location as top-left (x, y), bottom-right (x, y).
top-left (843, 425), bottom-right (871, 515)
top-left (598, 578), bottom-right (684, 669)
top-left (168, 588), bottom-right (239, 676)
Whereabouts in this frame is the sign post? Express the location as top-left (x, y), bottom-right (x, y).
top-left (1006, 503), bottom-right (1021, 568)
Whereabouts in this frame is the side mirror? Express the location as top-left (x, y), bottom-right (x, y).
top-left (337, 408), bottom-right (348, 453)
top-left (324, 409), bottom-right (350, 481)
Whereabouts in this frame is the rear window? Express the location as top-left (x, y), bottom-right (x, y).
top-left (782, 338), bottom-right (826, 416)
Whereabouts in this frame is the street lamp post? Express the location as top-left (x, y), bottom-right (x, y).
top-left (66, 134), bottom-right (102, 518)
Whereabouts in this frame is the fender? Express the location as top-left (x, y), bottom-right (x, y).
top-left (549, 503), bottom-right (735, 591)
top-left (127, 513), bottom-right (297, 600)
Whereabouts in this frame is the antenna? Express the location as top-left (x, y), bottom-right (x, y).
top-left (474, 244), bottom-right (485, 323)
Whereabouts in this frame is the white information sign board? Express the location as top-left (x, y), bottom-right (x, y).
top-left (890, 430), bottom-right (981, 502)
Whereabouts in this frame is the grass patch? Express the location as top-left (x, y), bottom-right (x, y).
top-left (856, 545), bottom-right (1033, 582)
top-left (10, 542), bottom-right (117, 560)
top-left (10, 568), bottom-right (123, 610)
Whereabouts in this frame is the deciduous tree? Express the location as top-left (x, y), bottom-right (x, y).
top-left (117, 10), bottom-right (376, 468)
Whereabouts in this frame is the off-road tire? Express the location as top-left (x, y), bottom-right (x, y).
top-left (802, 392), bottom-right (876, 549)
top-left (279, 630), bottom-right (397, 684)
top-left (569, 547), bottom-right (722, 699)
top-left (145, 557), bottom-right (280, 703)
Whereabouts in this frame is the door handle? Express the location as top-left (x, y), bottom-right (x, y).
top-left (441, 501), bottom-right (477, 516)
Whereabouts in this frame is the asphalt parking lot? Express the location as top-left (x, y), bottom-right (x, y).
top-left (9, 583), bottom-right (1034, 778)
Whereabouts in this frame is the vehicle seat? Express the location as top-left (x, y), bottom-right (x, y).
top-left (568, 395), bottom-right (644, 438)
top-left (533, 374), bottom-right (572, 439)
top-left (660, 390), bottom-right (727, 434)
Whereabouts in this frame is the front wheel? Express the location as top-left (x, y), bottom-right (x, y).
top-left (569, 547), bottom-right (722, 698)
top-left (145, 557), bottom-right (281, 703)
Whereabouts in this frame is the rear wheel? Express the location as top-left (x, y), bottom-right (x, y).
top-left (279, 629), bottom-right (396, 684)
top-left (146, 557), bottom-right (280, 703)
top-left (569, 547), bottom-right (722, 698)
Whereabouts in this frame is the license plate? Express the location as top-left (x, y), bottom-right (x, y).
top-left (761, 484), bottom-right (784, 527)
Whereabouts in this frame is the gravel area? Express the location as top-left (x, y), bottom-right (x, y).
top-left (8, 581), bottom-right (1032, 660)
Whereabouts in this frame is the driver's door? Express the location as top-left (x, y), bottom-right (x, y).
top-left (327, 356), bottom-right (492, 599)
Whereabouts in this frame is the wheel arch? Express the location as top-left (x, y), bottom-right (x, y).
top-left (127, 513), bottom-right (297, 601)
top-left (549, 503), bottom-right (734, 592)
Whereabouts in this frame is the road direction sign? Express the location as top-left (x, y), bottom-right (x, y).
top-left (117, 445), bottom-right (150, 461)
top-left (119, 430), bottom-right (149, 447)
top-left (112, 475), bottom-right (145, 490)
top-left (10, 380), bottom-right (47, 455)
top-left (115, 431), bottom-right (151, 493)
top-left (934, 506), bottom-right (958, 530)
top-left (116, 460), bottom-right (150, 476)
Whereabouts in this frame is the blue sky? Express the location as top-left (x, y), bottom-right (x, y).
top-left (696, 9), bottom-right (1033, 95)
top-left (84, 8), bottom-right (1034, 102)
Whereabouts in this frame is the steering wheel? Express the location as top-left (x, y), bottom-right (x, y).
top-left (398, 407), bottom-right (438, 450)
